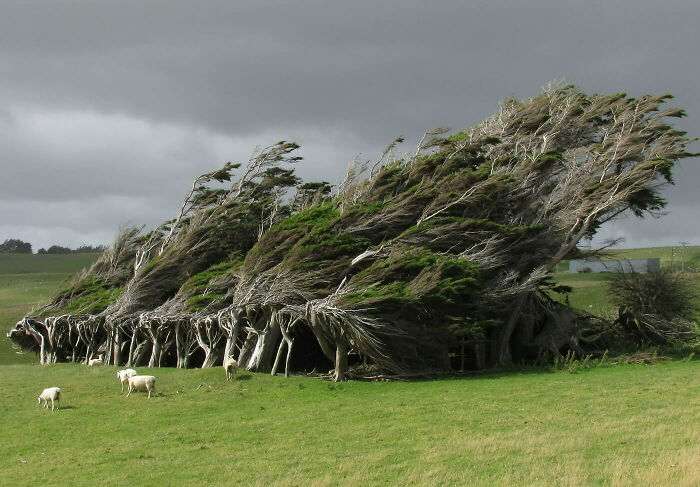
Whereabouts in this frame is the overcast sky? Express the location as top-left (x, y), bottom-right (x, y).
top-left (2, 1), bottom-right (699, 252)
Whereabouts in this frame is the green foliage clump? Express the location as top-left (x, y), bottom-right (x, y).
top-left (292, 231), bottom-right (370, 264)
top-left (57, 276), bottom-right (123, 314)
top-left (271, 201), bottom-right (339, 233)
top-left (182, 260), bottom-right (240, 292)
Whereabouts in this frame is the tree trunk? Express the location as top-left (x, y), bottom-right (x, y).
top-left (148, 338), bottom-right (162, 368)
top-left (272, 315), bottom-right (298, 376)
top-left (285, 339), bottom-right (294, 378)
top-left (496, 293), bottom-right (528, 367)
top-left (246, 316), bottom-right (281, 373)
top-left (223, 317), bottom-right (241, 359)
top-left (133, 340), bottom-right (151, 366)
top-left (237, 331), bottom-right (257, 366)
top-left (308, 310), bottom-right (337, 364)
top-left (127, 331), bottom-right (138, 367)
top-left (175, 322), bottom-right (188, 368)
top-left (271, 340), bottom-right (286, 376)
top-left (334, 340), bottom-right (348, 382)
top-left (113, 328), bottom-right (123, 366)
top-left (201, 347), bottom-right (222, 368)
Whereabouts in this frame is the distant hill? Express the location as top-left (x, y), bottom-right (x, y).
top-left (0, 252), bottom-right (102, 364)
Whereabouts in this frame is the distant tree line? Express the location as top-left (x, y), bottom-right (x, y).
top-left (0, 239), bottom-right (32, 253)
top-left (37, 244), bottom-right (107, 254)
top-left (0, 238), bottom-right (106, 254)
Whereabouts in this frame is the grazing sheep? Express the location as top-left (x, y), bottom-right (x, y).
top-left (37, 387), bottom-right (62, 411)
top-left (117, 368), bottom-right (138, 391)
top-left (127, 375), bottom-right (157, 398)
top-left (224, 356), bottom-right (238, 380)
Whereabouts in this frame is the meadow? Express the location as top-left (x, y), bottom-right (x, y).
top-left (0, 253), bottom-right (101, 363)
top-left (2, 360), bottom-right (698, 486)
top-left (1, 252), bottom-right (698, 486)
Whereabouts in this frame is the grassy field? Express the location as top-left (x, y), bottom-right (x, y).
top-left (549, 245), bottom-right (700, 316)
top-left (1, 361), bottom-right (698, 486)
top-left (0, 251), bottom-right (699, 485)
top-left (0, 253), bottom-right (101, 364)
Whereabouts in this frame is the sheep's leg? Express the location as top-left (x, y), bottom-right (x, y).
top-left (50, 398), bottom-right (55, 411)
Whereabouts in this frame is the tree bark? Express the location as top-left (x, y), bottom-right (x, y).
top-left (496, 293), bottom-right (528, 367)
top-left (334, 340), bottom-right (348, 382)
top-left (148, 338), bottom-right (162, 368)
top-left (246, 316), bottom-right (281, 372)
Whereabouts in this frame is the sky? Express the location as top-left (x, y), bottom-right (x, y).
top-left (2, 1), bottom-right (699, 252)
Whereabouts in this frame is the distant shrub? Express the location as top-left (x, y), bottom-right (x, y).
top-left (608, 270), bottom-right (699, 345)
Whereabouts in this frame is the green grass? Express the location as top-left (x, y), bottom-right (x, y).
top-left (0, 253), bottom-right (101, 274)
top-left (551, 246), bottom-right (700, 315)
top-left (0, 361), bottom-right (697, 486)
top-left (550, 272), bottom-right (617, 315)
top-left (1, 253), bottom-right (699, 485)
top-left (603, 246), bottom-right (700, 273)
top-left (0, 253), bottom-right (102, 364)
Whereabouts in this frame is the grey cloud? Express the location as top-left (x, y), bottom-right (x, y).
top-left (1, 1), bottom-right (700, 249)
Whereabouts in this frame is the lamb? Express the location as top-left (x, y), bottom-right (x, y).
top-left (37, 387), bottom-right (62, 411)
top-left (223, 356), bottom-right (238, 380)
top-left (117, 368), bottom-right (138, 391)
top-left (127, 375), bottom-right (157, 398)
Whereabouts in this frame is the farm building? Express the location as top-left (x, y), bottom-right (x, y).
top-left (569, 257), bottom-right (660, 273)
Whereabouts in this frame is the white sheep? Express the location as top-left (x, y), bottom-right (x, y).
top-left (37, 387), bottom-right (62, 411)
top-left (127, 375), bottom-right (157, 398)
top-left (117, 368), bottom-right (138, 391)
top-left (88, 355), bottom-right (104, 366)
top-left (223, 356), bottom-right (238, 380)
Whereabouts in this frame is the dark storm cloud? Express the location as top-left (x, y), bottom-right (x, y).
top-left (1, 0), bottom-right (699, 249)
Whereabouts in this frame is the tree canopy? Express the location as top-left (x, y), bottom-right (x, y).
top-left (0, 239), bottom-right (32, 253)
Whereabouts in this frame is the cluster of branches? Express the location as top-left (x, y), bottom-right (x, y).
top-left (609, 270), bottom-right (699, 344)
top-left (9, 84), bottom-right (698, 379)
top-left (8, 295), bottom-right (392, 382)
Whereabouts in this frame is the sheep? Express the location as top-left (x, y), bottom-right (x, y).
top-left (37, 387), bottom-right (62, 411)
top-left (127, 375), bottom-right (157, 398)
top-left (223, 356), bottom-right (238, 380)
top-left (117, 368), bottom-right (138, 391)
top-left (88, 355), bottom-right (104, 366)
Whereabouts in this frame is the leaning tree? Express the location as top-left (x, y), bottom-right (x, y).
top-left (8, 84), bottom-right (697, 379)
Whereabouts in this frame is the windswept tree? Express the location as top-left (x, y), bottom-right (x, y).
top-left (9, 84), bottom-right (697, 378)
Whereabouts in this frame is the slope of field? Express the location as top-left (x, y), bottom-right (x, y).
top-left (1, 361), bottom-right (697, 486)
top-left (0, 253), bottom-right (101, 364)
top-left (603, 245), bottom-right (700, 272)
top-left (551, 246), bottom-right (700, 315)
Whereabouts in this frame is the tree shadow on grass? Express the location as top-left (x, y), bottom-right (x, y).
top-left (356, 366), bottom-right (558, 384)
